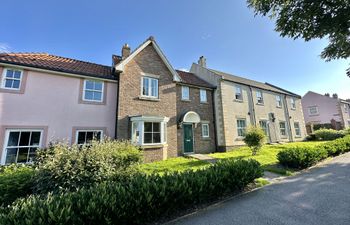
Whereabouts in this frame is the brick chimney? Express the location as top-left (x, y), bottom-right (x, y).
top-left (325, 93), bottom-right (330, 97)
top-left (121, 43), bottom-right (131, 59)
top-left (332, 93), bottom-right (338, 99)
top-left (198, 56), bottom-right (206, 68)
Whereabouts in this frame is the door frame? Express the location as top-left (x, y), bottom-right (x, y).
top-left (183, 123), bottom-right (194, 154)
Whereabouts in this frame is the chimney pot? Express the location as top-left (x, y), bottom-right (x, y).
top-left (332, 93), bottom-right (338, 99)
top-left (122, 43), bottom-right (131, 59)
top-left (325, 93), bottom-right (330, 97)
top-left (198, 56), bottom-right (207, 68)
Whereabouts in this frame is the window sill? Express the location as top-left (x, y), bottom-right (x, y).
top-left (294, 136), bottom-right (302, 138)
top-left (79, 99), bottom-right (105, 105)
top-left (0, 87), bottom-right (24, 94)
top-left (256, 102), bottom-right (264, 106)
top-left (280, 136), bottom-right (288, 139)
top-left (181, 99), bottom-right (191, 102)
top-left (276, 106), bottom-right (282, 109)
top-left (138, 96), bottom-right (160, 102)
top-left (141, 143), bottom-right (168, 149)
top-left (291, 108), bottom-right (296, 111)
top-left (235, 137), bottom-right (245, 141)
top-left (309, 114), bottom-right (319, 117)
top-left (234, 99), bottom-right (243, 103)
top-left (200, 101), bottom-right (209, 104)
top-left (202, 137), bottom-right (211, 141)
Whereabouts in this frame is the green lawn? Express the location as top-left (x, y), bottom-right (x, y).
top-left (209, 141), bottom-right (326, 175)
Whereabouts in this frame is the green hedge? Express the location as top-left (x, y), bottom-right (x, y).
top-left (0, 159), bottom-right (262, 225)
top-left (278, 135), bottom-right (350, 169)
top-left (313, 128), bottom-right (345, 141)
top-left (0, 165), bottom-right (35, 206)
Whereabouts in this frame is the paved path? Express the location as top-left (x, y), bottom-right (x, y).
top-left (168, 153), bottom-right (350, 225)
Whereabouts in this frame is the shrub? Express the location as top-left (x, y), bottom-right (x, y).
top-left (319, 135), bottom-right (350, 156)
top-left (0, 164), bottom-right (35, 206)
top-left (277, 146), bottom-right (327, 169)
top-left (34, 140), bottom-right (142, 194)
top-left (313, 128), bottom-right (344, 141)
top-left (313, 123), bottom-right (333, 131)
top-left (243, 126), bottom-right (266, 155)
top-left (0, 159), bottom-right (262, 225)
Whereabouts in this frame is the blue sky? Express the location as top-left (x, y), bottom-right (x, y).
top-left (1, 0), bottom-right (349, 98)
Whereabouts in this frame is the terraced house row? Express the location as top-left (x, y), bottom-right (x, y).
top-left (0, 37), bottom-right (306, 164)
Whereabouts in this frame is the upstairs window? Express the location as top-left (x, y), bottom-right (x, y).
top-left (76, 130), bottom-right (103, 145)
top-left (182, 86), bottom-right (190, 100)
top-left (291, 98), bottom-right (296, 109)
top-left (256, 90), bottom-right (264, 104)
top-left (142, 77), bottom-right (158, 98)
top-left (235, 86), bottom-right (243, 101)
top-left (200, 89), bottom-right (207, 102)
top-left (276, 95), bottom-right (282, 107)
top-left (1, 68), bottom-right (22, 90)
top-left (237, 119), bottom-right (246, 137)
top-left (83, 80), bottom-right (104, 102)
top-left (308, 106), bottom-right (319, 115)
top-left (279, 122), bottom-right (287, 136)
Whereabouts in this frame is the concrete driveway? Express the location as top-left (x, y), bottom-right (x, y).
top-left (168, 152), bottom-right (350, 225)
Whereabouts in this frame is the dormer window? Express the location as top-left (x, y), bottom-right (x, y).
top-left (142, 77), bottom-right (158, 98)
top-left (83, 80), bottom-right (104, 102)
top-left (1, 68), bottom-right (23, 90)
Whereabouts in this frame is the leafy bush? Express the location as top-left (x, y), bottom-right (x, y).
top-left (243, 126), bottom-right (266, 155)
top-left (313, 123), bottom-right (333, 131)
top-left (277, 146), bottom-right (328, 169)
top-left (34, 140), bottom-right (142, 194)
top-left (0, 164), bottom-right (35, 206)
top-left (319, 135), bottom-right (350, 156)
top-left (0, 159), bottom-right (262, 225)
top-left (313, 128), bottom-right (344, 141)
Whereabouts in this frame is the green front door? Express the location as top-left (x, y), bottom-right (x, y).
top-left (183, 124), bottom-right (194, 153)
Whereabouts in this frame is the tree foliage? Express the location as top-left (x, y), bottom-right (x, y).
top-left (247, 0), bottom-right (350, 61)
top-left (244, 126), bottom-right (266, 155)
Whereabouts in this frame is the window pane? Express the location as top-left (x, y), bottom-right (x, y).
top-left (85, 81), bottom-right (94, 89)
top-left (143, 78), bottom-right (149, 96)
top-left (94, 92), bottom-right (102, 101)
top-left (144, 122), bottom-right (152, 132)
top-left (30, 132), bottom-right (41, 146)
top-left (17, 148), bottom-right (29, 163)
top-left (84, 91), bottom-right (94, 100)
top-left (7, 132), bottom-right (20, 146)
top-left (28, 148), bottom-right (37, 163)
top-left (12, 80), bottom-right (20, 89)
top-left (5, 148), bottom-right (18, 164)
top-left (77, 132), bottom-right (86, 144)
top-left (6, 70), bottom-right (14, 78)
top-left (153, 133), bottom-right (161, 143)
top-left (151, 79), bottom-right (158, 97)
top-left (94, 82), bottom-right (103, 91)
top-left (144, 133), bottom-right (152, 143)
top-left (86, 132), bottom-right (94, 143)
top-left (182, 86), bottom-right (189, 99)
top-left (94, 131), bottom-right (102, 140)
top-left (5, 79), bottom-right (13, 88)
top-left (19, 132), bottom-right (31, 146)
top-left (14, 71), bottom-right (22, 79)
top-left (153, 123), bottom-right (160, 132)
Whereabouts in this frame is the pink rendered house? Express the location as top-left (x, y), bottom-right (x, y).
top-left (301, 91), bottom-right (350, 132)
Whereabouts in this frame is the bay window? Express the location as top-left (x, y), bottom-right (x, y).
top-left (131, 116), bottom-right (168, 146)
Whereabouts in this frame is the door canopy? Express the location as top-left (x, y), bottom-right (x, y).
top-left (181, 111), bottom-right (201, 124)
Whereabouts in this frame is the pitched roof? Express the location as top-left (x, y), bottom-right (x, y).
top-left (176, 70), bottom-right (215, 89)
top-left (0, 53), bottom-right (115, 80)
top-left (208, 68), bottom-right (299, 97)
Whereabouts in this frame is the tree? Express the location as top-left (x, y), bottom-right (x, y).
top-left (247, 0), bottom-right (350, 62)
top-left (243, 126), bottom-right (266, 156)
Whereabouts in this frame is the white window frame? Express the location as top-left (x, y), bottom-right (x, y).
top-left (308, 106), bottom-right (319, 115)
top-left (256, 90), bottom-right (264, 104)
top-left (202, 123), bottom-right (209, 138)
top-left (1, 129), bottom-right (43, 165)
top-left (237, 119), bottom-right (246, 137)
top-left (75, 130), bottom-right (103, 145)
top-left (235, 86), bottom-right (243, 101)
top-left (83, 80), bottom-right (104, 102)
top-left (279, 121), bottom-right (287, 136)
top-left (291, 98), bottom-right (296, 109)
top-left (200, 89), bottom-right (207, 103)
top-left (1, 68), bottom-right (23, 90)
top-left (276, 95), bottom-right (282, 107)
top-left (182, 86), bottom-right (190, 100)
top-left (294, 122), bottom-right (301, 137)
top-left (131, 116), bottom-right (169, 146)
top-left (141, 76), bottom-right (159, 98)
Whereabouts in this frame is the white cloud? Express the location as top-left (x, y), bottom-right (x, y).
top-left (0, 43), bottom-right (11, 53)
top-left (178, 68), bottom-right (189, 72)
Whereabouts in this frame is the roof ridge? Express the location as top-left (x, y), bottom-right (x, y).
top-left (208, 68), bottom-right (266, 86)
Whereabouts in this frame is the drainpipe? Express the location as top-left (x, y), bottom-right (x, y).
top-left (283, 95), bottom-right (293, 142)
top-left (212, 88), bottom-right (218, 153)
top-left (248, 86), bottom-right (257, 126)
top-left (115, 71), bottom-right (121, 139)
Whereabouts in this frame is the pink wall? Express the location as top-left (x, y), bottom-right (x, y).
top-left (302, 91), bottom-right (342, 124)
top-left (0, 68), bottom-right (117, 148)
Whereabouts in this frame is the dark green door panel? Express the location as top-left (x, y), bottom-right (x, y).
top-left (183, 124), bottom-right (194, 153)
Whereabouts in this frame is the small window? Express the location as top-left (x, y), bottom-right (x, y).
top-left (237, 119), bottom-right (246, 137)
top-left (276, 95), bottom-right (282, 107)
top-left (3, 130), bottom-right (42, 164)
top-left (83, 80), bottom-right (104, 102)
top-left (200, 89), bottom-right (207, 102)
top-left (259, 120), bottom-right (268, 136)
top-left (182, 86), bottom-right (190, 100)
top-left (308, 106), bottom-right (319, 115)
top-left (279, 122), bottom-right (287, 136)
top-left (1, 68), bottom-right (23, 90)
top-left (291, 98), bottom-right (296, 109)
top-left (235, 86), bottom-right (243, 101)
top-left (142, 77), bottom-right (158, 98)
top-left (294, 122), bottom-right (301, 137)
top-left (256, 90), bottom-right (264, 104)
top-left (144, 122), bottom-right (161, 144)
top-left (131, 120), bottom-right (167, 145)
top-left (76, 130), bottom-right (103, 145)
top-left (202, 124), bottom-right (209, 137)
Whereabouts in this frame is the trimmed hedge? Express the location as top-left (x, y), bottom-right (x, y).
top-left (0, 165), bottom-right (35, 206)
top-left (278, 135), bottom-right (350, 169)
top-left (313, 128), bottom-right (345, 141)
top-left (0, 159), bottom-right (262, 225)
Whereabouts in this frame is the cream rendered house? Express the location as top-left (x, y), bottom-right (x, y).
top-left (191, 57), bottom-right (306, 151)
